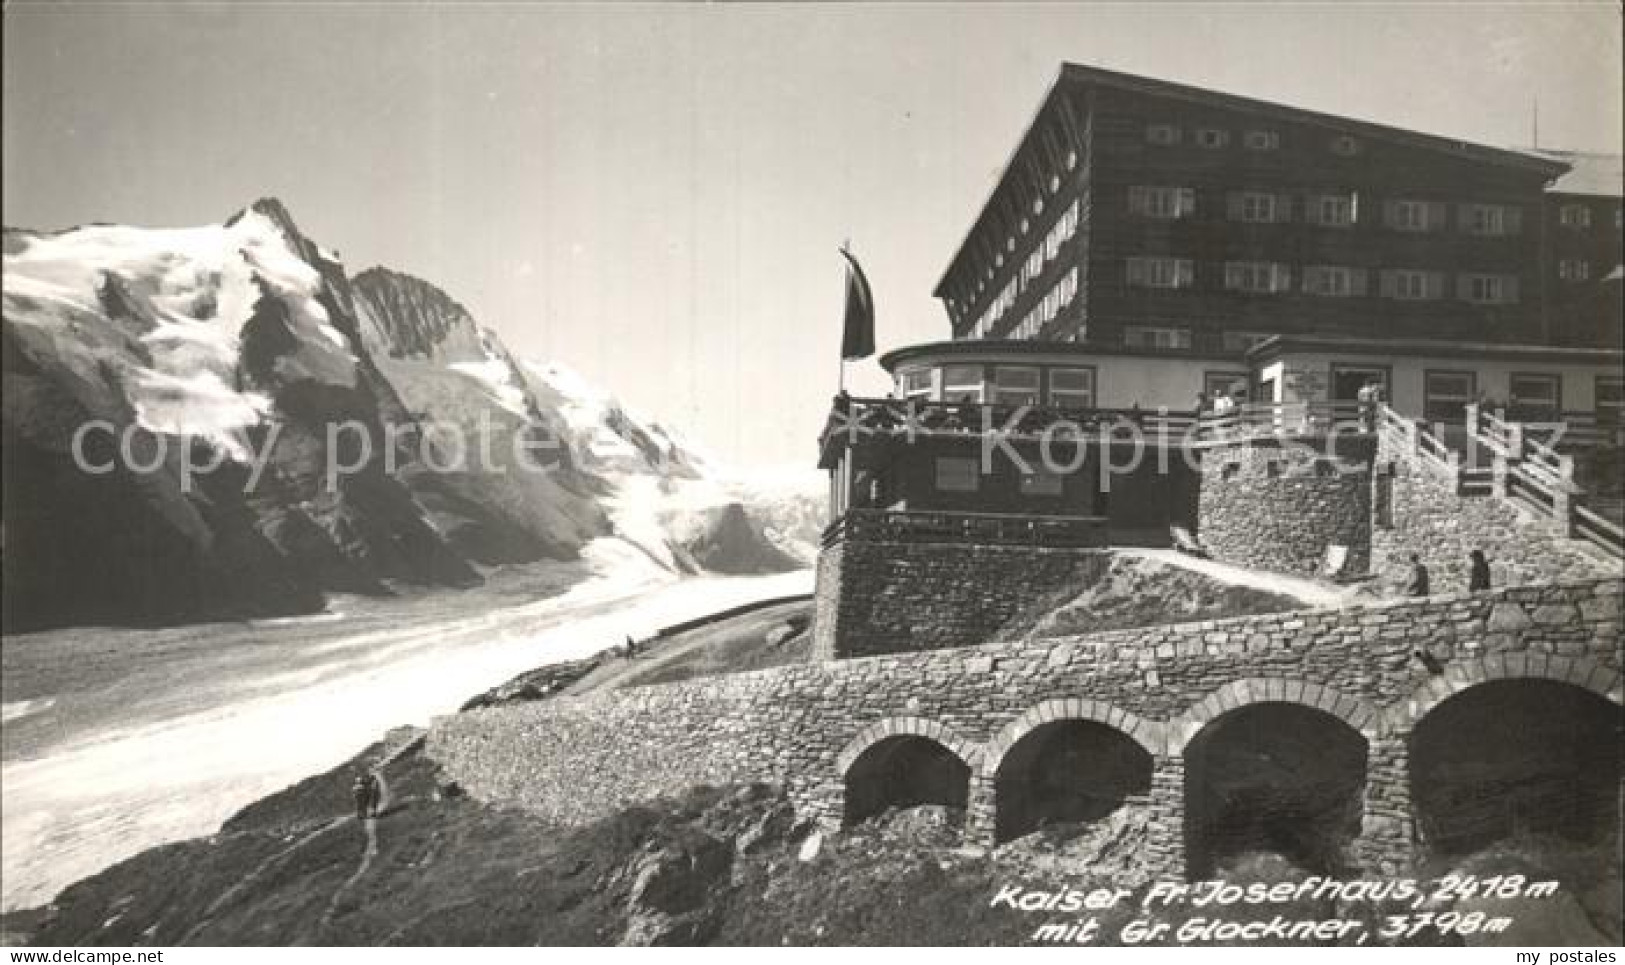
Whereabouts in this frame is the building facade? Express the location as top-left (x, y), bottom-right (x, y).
top-left (936, 64), bottom-right (1619, 355)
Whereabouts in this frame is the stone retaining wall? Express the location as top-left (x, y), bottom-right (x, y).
top-left (1197, 435), bottom-right (1374, 577)
top-left (811, 542), bottom-right (1112, 660)
top-left (429, 577), bottom-right (1622, 879)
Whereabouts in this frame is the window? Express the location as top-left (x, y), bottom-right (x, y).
top-left (1460, 203), bottom-right (1519, 236)
top-left (1124, 326), bottom-right (1193, 350)
top-left (1559, 259), bottom-right (1591, 282)
top-left (1379, 269), bottom-right (1444, 300)
top-left (1195, 128), bottom-right (1229, 149)
top-left (1458, 273), bottom-right (1518, 305)
top-left (1228, 191), bottom-right (1285, 223)
top-left (1385, 199), bottom-right (1442, 232)
top-left (1049, 367), bottom-right (1095, 409)
top-left (934, 457), bottom-right (980, 493)
top-left (1308, 193), bottom-right (1357, 227)
top-left (899, 368), bottom-right (935, 400)
top-left (1126, 257), bottom-right (1195, 289)
top-left (1145, 124), bottom-right (1180, 145)
top-left (1559, 204), bottom-right (1592, 228)
top-left (1243, 130), bottom-right (1279, 151)
top-left (1597, 376), bottom-right (1623, 427)
top-left (1021, 249), bottom-right (1045, 288)
top-left (1330, 135), bottom-right (1360, 156)
top-left (1223, 261), bottom-right (1292, 293)
top-left (1509, 374), bottom-right (1561, 422)
top-left (1020, 470), bottom-right (1064, 497)
top-left (1303, 265), bottom-right (1367, 297)
top-left (992, 366), bottom-right (1041, 406)
top-left (1128, 185), bottom-right (1196, 219)
top-left (942, 364), bottom-right (984, 403)
top-left (1048, 174), bottom-right (1061, 194)
top-left (1423, 370), bottom-right (1476, 423)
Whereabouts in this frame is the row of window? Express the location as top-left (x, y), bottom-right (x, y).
top-left (1004, 268), bottom-right (1081, 341)
top-left (1127, 186), bottom-right (1529, 236)
top-left (965, 200), bottom-right (1082, 336)
top-left (1556, 203), bottom-right (1624, 230)
top-left (902, 366), bottom-right (1622, 433)
top-left (944, 148), bottom-right (1083, 316)
top-left (1123, 257), bottom-right (1522, 304)
top-left (900, 364), bottom-right (1097, 409)
top-left (1143, 123), bottom-right (1350, 155)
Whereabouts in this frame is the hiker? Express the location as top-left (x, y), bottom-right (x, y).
top-left (364, 771), bottom-right (383, 819)
top-left (1468, 549), bottom-right (1492, 592)
top-left (1405, 553), bottom-right (1431, 597)
top-left (351, 771), bottom-right (372, 821)
top-left (625, 634), bottom-right (639, 658)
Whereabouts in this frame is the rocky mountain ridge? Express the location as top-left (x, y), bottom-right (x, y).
top-left (1, 199), bottom-right (819, 633)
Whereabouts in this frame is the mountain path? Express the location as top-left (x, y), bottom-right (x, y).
top-left (312, 736), bottom-right (421, 936)
top-left (175, 817), bottom-right (347, 945)
top-left (1120, 548), bottom-right (1363, 608)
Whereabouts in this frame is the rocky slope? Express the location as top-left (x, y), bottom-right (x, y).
top-left (1, 201), bottom-right (819, 632)
top-left (13, 741), bottom-right (1615, 946)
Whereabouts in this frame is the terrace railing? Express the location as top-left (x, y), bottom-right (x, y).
top-left (1458, 403), bottom-right (1621, 559)
top-left (820, 508), bottom-right (1109, 550)
top-left (819, 397), bottom-right (1200, 446)
top-left (1198, 400), bottom-right (1368, 440)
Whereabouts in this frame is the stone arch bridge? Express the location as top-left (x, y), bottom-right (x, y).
top-left (429, 578), bottom-right (1621, 880)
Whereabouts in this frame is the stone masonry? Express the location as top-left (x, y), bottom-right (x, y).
top-left (1197, 434), bottom-right (1374, 577)
top-left (811, 541), bottom-right (1114, 660)
top-left (1371, 431), bottom-right (1616, 593)
top-left (429, 577), bottom-right (1622, 882)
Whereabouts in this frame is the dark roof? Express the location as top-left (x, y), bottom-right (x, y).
top-left (934, 63), bottom-right (1572, 298)
top-left (1245, 333), bottom-right (1623, 365)
top-left (878, 338), bottom-right (1239, 373)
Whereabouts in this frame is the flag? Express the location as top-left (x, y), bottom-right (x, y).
top-left (839, 247), bottom-right (875, 360)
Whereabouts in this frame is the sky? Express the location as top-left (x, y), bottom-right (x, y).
top-left (4, 2), bottom-right (1622, 468)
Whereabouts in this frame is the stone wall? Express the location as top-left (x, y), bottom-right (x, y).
top-left (429, 577), bottom-right (1622, 880)
top-left (1371, 434), bottom-right (1615, 594)
top-left (1197, 435), bottom-right (1374, 577)
top-left (811, 541), bottom-right (1113, 660)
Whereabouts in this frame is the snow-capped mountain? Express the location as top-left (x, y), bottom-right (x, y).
top-left (1, 200), bottom-right (821, 632)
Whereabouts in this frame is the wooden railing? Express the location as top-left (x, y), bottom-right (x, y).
top-left (1197, 400), bottom-right (1368, 440)
top-left (819, 397), bottom-right (1202, 453)
top-left (821, 508), bottom-right (1108, 549)
top-left (1572, 504), bottom-right (1625, 558)
top-left (1376, 404), bottom-right (1457, 473)
top-left (1459, 403), bottom-right (1621, 559)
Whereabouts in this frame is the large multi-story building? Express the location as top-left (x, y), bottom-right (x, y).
top-left (905, 64), bottom-right (1622, 422)
top-left (817, 64), bottom-right (1622, 560)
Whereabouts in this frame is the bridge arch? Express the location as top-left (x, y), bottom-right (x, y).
top-left (982, 698), bottom-right (1162, 775)
top-left (836, 716), bottom-right (979, 828)
top-left (1167, 677), bottom-right (1381, 753)
top-left (1404, 660), bottom-right (1621, 857)
top-left (984, 699), bottom-right (1157, 844)
top-left (1177, 680), bottom-right (1375, 879)
top-left (1384, 653), bottom-right (1621, 734)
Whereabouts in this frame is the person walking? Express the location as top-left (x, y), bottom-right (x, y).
top-left (1405, 553), bottom-right (1431, 597)
top-left (351, 771), bottom-right (372, 821)
top-left (1468, 549), bottom-right (1492, 592)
